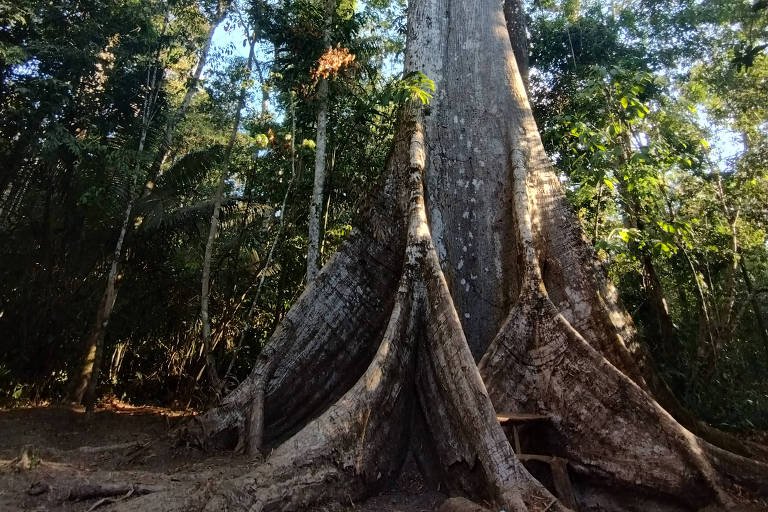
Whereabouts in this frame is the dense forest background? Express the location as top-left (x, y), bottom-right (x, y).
top-left (1, 0), bottom-right (766, 430)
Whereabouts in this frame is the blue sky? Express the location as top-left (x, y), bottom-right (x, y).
top-left (205, 6), bottom-right (744, 171)
top-left (210, 16), bottom-right (251, 61)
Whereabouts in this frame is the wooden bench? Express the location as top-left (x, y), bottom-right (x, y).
top-left (497, 412), bottom-right (578, 511)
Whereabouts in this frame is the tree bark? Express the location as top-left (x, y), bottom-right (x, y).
top-left (149, 0), bottom-right (768, 508)
top-left (199, 36), bottom-right (258, 394)
top-left (71, 63), bottom-right (161, 410)
top-left (305, 77), bottom-right (328, 282)
top-left (306, 0), bottom-right (335, 283)
top-left (503, 0), bottom-right (529, 92)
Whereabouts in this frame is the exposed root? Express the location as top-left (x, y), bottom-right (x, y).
top-left (147, 54), bottom-right (768, 511)
top-left (76, 442), bottom-right (146, 454)
top-left (197, 266), bottom-right (418, 511)
top-left (187, 227), bottom-right (405, 453)
top-left (704, 442), bottom-right (768, 495)
top-left (477, 146), bottom-right (762, 510)
top-left (125, 116), bottom-right (575, 512)
top-left (68, 482), bottom-right (163, 501)
top-left (108, 273), bottom-right (417, 512)
top-left (438, 496), bottom-right (494, 511)
top-left (83, 486), bottom-right (145, 512)
top-left (530, 161), bottom-right (768, 463)
top-left (478, 290), bottom-right (766, 510)
top-left (419, 249), bottom-right (563, 511)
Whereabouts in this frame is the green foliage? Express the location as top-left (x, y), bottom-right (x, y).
top-left (533, 0), bottom-right (768, 429)
top-left (391, 71), bottom-right (435, 105)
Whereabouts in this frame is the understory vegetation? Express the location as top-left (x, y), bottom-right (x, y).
top-left (1, 0), bottom-right (766, 431)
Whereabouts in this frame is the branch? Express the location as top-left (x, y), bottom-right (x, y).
top-left (68, 483), bottom-right (163, 501)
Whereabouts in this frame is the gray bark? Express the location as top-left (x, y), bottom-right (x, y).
top-left (306, 0), bottom-right (335, 283)
top-left (503, 0), bottom-right (529, 92)
top-left (199, 36), bottom-right (258, 393)
top-left (305, 77), bottom-right (328, 282)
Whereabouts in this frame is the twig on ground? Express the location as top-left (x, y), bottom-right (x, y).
top-left (77, 441), bottom-right (145, 454)
top-left (68, 482), bottom-right (162, 501)
top-left (84, 487), bottom-right (135, 512)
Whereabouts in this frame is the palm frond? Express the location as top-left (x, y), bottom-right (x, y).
top-left (137, 197), bottom-right (271, 234)
top-left (155, 145), bottom-right (225, 195)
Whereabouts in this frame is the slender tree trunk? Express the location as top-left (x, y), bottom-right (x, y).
top-left (714, 172), bottom-right (741, 347)
top-left (199, 36), bottom-right (258, 394)
top-left (145, 3), bottom-right (231, 191)
top-left (305, 80), bottom-right (328, 282)
top-left (71, 7), bottom-right (227, 408)
top-left (0, 179), bottom-right (14, 221)
top-left (305, 0), bottom-right (335, 283)
top-left (0, 167), bottom-right (32, 229)
top-left (72, 63), bottom-right (160, 410)
top-left (503, 0), bottom-right (529, 92)
top-left (642, 252), bottom-right (679, 348)
top-left (740, 258), bottom-right (768, 356)
top-left (615, 131), bottom-right (678, 352)
top-left (320, 183), bottom-right (332, 257)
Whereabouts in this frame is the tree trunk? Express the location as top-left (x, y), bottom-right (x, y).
top-left (199, 36), bottom-right (258, 394)
top-left (71, 190), bottom-right (133, 410)
top-left (71, 8), bottom-right (228, 407)
top-left (740, 258), bottom-right (768, 356)
top-left (305, 77), bottom-right (328, 282)
top-left (71, 63), bottom-right (160, 410)
top-left (306, 0), bottom-right (334, 283)
top-left (503, 0), bottom-right (529, 92)
top-left (133, 0), bottom-right (768, 508)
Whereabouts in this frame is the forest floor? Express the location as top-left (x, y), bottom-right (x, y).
top-left (0, 404), bottom-right (445, 512)
top-left (3, 404), bottom-right (768, 512)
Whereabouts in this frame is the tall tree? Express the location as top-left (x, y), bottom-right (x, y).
top-left (199, 26), bottom-right (258, 394)
top-left (71, 60), bottom-right (163, 409)
top-left (70, 1), bottom-right (232, 409)
top-left (305, 0), bottom-right (335, 282)
top-left (110, 0), bottom-right (768, 511)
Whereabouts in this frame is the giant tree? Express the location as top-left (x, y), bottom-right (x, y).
top-left (119, 0), bottom-right (768, 509)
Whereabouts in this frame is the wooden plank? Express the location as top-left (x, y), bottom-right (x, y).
top-left (551, 457), bottom-right (579, 511)
top-left (517, 453), bottom-right (553, 464)
top-left (496, 411), bottom-right (550, 423)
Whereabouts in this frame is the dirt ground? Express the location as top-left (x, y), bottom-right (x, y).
top-left (0, 405), bottom-right (445, 512)
top-left (3, 405), bottom-right (767, 512)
